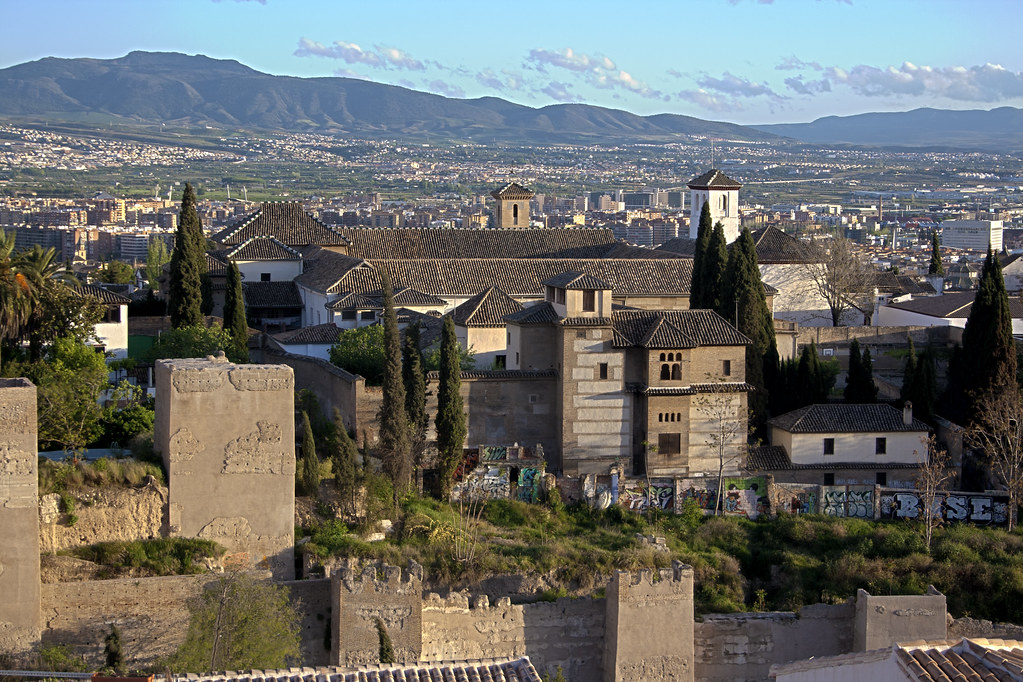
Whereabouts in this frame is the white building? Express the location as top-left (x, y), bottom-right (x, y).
top-left (877, 290), bottom-right (1023, 335)
top-left (941, 219), bottom-right (1003, 251)
top-left (688, 169), bottom-right (741, 244)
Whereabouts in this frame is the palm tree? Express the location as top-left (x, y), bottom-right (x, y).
top-left (0, 231), bottom-right (33, 366)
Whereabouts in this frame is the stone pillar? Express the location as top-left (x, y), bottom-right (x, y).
top-left (0, 378), bottom-right (40, 657)
top-left (155, 356), bottom-right (295, 579)
top-left (853, 587), bottom-right (947, 651)
top-left (330, 561), bottom-right (423, 666)
top-left (604, 561), bottom-right (695, 682)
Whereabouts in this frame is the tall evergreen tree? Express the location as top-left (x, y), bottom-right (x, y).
top-left (224, 261), bottom-right (248, 362)
top-left (958, 248), bottom-right (1017, 423)
top-left (901, 337), bottom-right (918, 404)
top-left (435, 315), bottom-right (467, 499)
top-left (377, 274), bottom-right (411, 492)
top-left (402, 323), bottom-right (428, 475)
top-left (298, 411), bottom-right (320, 497)
top-left (167, 183), bottom-right (204, 328)
top-left (329, 408), bottom-right (359, 514)
top-left (844, 339), bottom-right (868, 402)
top-left (929, 232), bottom-right (945, 276)
top-left (698, 221), bottom-right (728, 311)
top-left (690, 202), bottom-right (713, 308)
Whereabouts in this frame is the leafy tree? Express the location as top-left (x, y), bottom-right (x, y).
top-left (167, 183), bottom-right (205, 328)
top-left (690, 202), bottom-right (713, 308)
top-left (329, 408), bottom-right (359, 513)
top-left (0, 230), bottom-right (33, 363)
top-left (27, 281), bottom-right (105, 360)
top-left (967, 384), bottom-right (1023, 530)
top-left (697, 221), bottom-right (728, 311)
top-left (901, 337), bottom-right (918, 405)
top-left (423, 341), bottom-right (476, 372)
top-left (402, 323), bottom-right (428, 474)
top-left (97, 260), bottom-right (135, 285)
top-left (169, 572), bottom-right (301, 673)
top-left (844, 339), bottom-right (877, 403)
top-left (378, 274), bottom-right (411, 492)
top-left (146, 237), bottom-right (170, 290)
top-left (902, 339), bottom-right (938, 423)
top-left (329, 324), bottom-right (385, 384)
top-left (298, 410), bottom-right (321, 497)
top-left (929, 232), bottom-right (944, 276)
top-left (146, 324), bottom-right (236, 362)
top-left (99, 381), bottom-right (155, 447)
top-left (435, 316), bottom-right (467, 499)
top-left (223, 262), bottom-right (249, 362)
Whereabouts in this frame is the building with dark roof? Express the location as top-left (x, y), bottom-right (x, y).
top-left (451, 287), bottom-right (524, 368)
top-left (688, 169), bottom-right (741, 243)
top-left (878, 289), bottom-right (1023, 334)
top-left (491, 182), bottom-right (534, 229)
top-left (213, 201), bottom-right (349, 250)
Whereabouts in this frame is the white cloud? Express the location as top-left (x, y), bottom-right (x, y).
top-left (294, 37), bottom-right (425, 71)
top-left (697, 72), bottom-right (781, 99)
top-left (475, 68), bottom-right (524, 93)
top-left (526, 47), bottom-right (661, 99)
top-left (428, 79), bottom-right (466, 98)
top-left (677, 89), bottom-right (733, 113)
top-left (541, 81), bottom-right (577, 102)
top-left (823, 61), bottom-right (1023, 101)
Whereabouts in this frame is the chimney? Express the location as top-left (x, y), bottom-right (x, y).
top-left (903, 401), bottom-right (913, 426)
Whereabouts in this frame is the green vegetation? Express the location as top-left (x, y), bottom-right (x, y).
top-left (844, 339), bottom-right (878, 403)
top-left (298, 411), bottom-right (321, 497)
top-left (435, 317), bottom-right (467, 499)
top-left (329, 324), bottom-right (385, 384)
top-left (378, 275), bottom-right (411, 492)
top-left (97, 260), bottom-right (135, 285)
top-left (167, 183), bottom-right (206, 328)
top-left (38, 456), bottom-right (165, 494)
top-left (145, 323), bottom-right (236, 362)
top-left (223, 262), bottom-right (249, 362)
top-left (70, 537), bottom-right (224, 578)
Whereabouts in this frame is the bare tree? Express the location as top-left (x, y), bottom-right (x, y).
top-left (915, 434), bottom-right (954, 553)
top-left (967, 386), bottom-right (1023, 530)
top-left (694, 393), bottom-right (748, 515)
top-left (804, 236), bottom-right (873, 326)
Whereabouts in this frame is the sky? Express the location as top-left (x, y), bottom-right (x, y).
top-left (4, 0), bottom-right (1023, 125)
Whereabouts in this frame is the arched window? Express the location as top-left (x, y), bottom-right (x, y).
top-left (671, 364), bottom-right (682, 380)
top-left (720, 195), bottom-right (728, 214)
top-left (667, 352), bottom-right (674, 361)
top-left (660, 353), bottom-right (666, 361)
top-left (670, 413), bottom-right (676, 423)
top-left (660, 364), bottom-right (670, 380)
top-left (658, 414), bottom-right (663, 422)
top-left (676, 413), bottom-right (682, 422)
top-left (513, 203), bottom-right (519, 226)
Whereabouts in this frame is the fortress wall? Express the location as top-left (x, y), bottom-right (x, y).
top-left (38, 484), bottom-right (167, 554)
top-left (693, 603), bottom-right (855, 682)
top-left (421, 593), bottom-right (605, 681)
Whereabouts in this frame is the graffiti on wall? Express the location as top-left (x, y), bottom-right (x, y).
top-left (678, 485), bottom-right (717, 513)
top-left (619, 479), bottom-right (674, 512)
top-left (452, 466), bottom-right (509, 501)
top-left (879, 490), bottom-right (1009, 525)
top-left (721, 477), bottom-right (769, 519)
top-left (821, 486), bottom-right (874, 518)
top-left (517, 467), bottom-right (542, 503)
top-left (772, 484), bottom-right (818, 515)
top-left (480, 446), bottom-right (507, 461)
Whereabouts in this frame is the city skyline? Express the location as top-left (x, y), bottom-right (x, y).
top-left (3, 0), bottom-right (1023, 126)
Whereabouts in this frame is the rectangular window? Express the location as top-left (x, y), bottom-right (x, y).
top-left (658, 433), bottom-right (681, 456)
top-left (507, 332), bottom-right (511, 344)
top-left (515, 352), bottom-right (520, 364)
top-left (341, 310), bottom-right (357, 320)
top-left (599, 363), bottom-right (609, 380)
top-left (360, 310), bottom-right (376, 321)
top-left (260, 272), bottom-right (271, 282)
top-left (556, 288), bottom-right (565, 305)
top-left (876, 472), bottom-right (887, 486)
top-left (875, 437), bottom-right (887, 455)
top-left (582, 289), bottom-right (596, 312)
top-left (823, 438), bottom-right (835, 455)
top-left (545, 286), bottom-right (554, 302)
top-left (823, 473), bottom-right (835, 486)
top-left (495, 355), bottom-right (506, 370)
top-left (722, 359), bottom-right (731, 377)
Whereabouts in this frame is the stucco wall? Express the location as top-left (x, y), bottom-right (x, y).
top-left (788, 430), bottom-right (926, 465)
top-left (237, 259), bottom-right (301, 283)
top-left (258, 348), bottom-right (363, 433)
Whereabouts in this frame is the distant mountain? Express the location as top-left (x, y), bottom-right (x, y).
top-left (752, 107), bottom-right (1023, 153)
top-left (0, 51), bottom-right (780, 145)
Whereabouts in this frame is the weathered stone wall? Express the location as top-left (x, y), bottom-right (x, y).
top-left (853, 588), bottom-right (946, 652)
top-left (420, 592), bottom-right (605, 681)
top-left (795, 324), bottom-right (959, 348)
top-left (694, 604), bottom-right (855, 682)
top-left (257, 348), bottom-right (364, 434)
top-left (282, 578), bottom-right (332, 666)
top-left (38, 483), bottom-right (167, 554)
top-left (604, 562), bottom-right (695, 682)
top-left (155, 357), bottom-right (296, 579)
top-left (330, 562), bottom-right (423, 667)
top-left (0, 378), bottom-right (40, 657)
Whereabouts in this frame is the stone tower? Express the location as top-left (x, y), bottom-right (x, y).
top-left (154, 355), bottom-right (296, 579)
top-left (491, 182), bottom-right (534, 229)
top-left (688, 169), bottom-right (741, 244)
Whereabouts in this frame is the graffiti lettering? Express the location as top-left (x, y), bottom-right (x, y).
top-left (879, 490), bottom-right (1009, 526)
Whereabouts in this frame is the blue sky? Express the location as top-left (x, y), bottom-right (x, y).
top-left (4, 0), bottom-right (1023, 125)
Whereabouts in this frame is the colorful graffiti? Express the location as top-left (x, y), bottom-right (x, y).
top-left (619, 479), bottom-right (674, 512)
top-left (821, 486), bottom-right (874, 518)
top-left (771, 484), bottom-right (818, 515)
top-left (721, 477), bottom-right (768, 519)
top-left (517, 467), bottom-right (542, 503)
top-left (678, 486), bottom-right (717, 513)
top-left (453, 466), bottom-right (509, 501)
top-left (480, 446), bottom-right (507, 461)
top-left (879, 490), bottom-right (1009, 526)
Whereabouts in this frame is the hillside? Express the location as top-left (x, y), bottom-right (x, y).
top-left (0, 51), bottom-right (780, 145)
top-left (752, 106), bottom-right (1023, 152)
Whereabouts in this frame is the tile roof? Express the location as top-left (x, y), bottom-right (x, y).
top-left (612, 310), bottom-right (750, 348)
top-left (326, 291), bottom-right (383, 311)
top-left (164, 657), bottom-right (543, 682)
top-left (271, 323), bottom-right (342, 345)
top-left (452, 287), bottom-right (524, 327)
top-left (897, 639), bottom-right (1023, 682)
top-left (630, 382), bottom-right (756, 395)
top-left (361, 287), bottom-right (448, 308)
top-left (335, 227), bottom-right (616, 259)
top-left (655, 238), bottom-right (696, 257)
top-left (542, 271), bottom-right (611, 290)
top-left (602, 242), bottom-right (681, 259)
top-left (227, 235), bottom-right (302, 261)
top-left (294, 247), bottom-right (375, 294)
top-left (750, 226), bottom-right (816, 264)
top-left (687, 169), bottom-right (741, 189)
top-left (503, 302), bottom-right (559, 325)
top-left (884, 290), bottom-right (1023, 319)
top-left (747, 445), bottom-right (791, 470)
top-left (71, 282), bottom-right (130, 305)
top-left (213, 201), bottom-right (349, 247)
top-left (242, 281), bottom-right (303, 309)
top-left (206, 251), bottom-right (229, 277)
top-left (768, 403), bottom-right (930, 434)
top-left (490, 181), bottom-right (535, 199)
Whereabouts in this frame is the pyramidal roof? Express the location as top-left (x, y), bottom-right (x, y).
top-left (452, 286), bottom-right (524, 327)
top-left (213, 201), bottom-right (349, 247)
top-left (490, 182), bottom-right (534, 200)
top-left (687, 169), bottom-right (741, 189)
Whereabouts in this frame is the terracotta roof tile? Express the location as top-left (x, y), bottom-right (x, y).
top-left (687, 169), bottom-right (741, 189)
top-left (326, 291), bottom-right (381, 311)
top-left (768, 403), bottom-right (930, 433)
top-left (272, 323), bottom-right (342, 345)
top-left (612, 310), bottom-right (750, 348)
top-left (489, 182), bottom-right (534, 199)
top-left (452, 287), bottom-right (524, 327)
top-left (242, 281), bottom-right (303, 308)
top-left (227, 236), bottom-right (303, 261)
top-left (503, 303), bottom-right (559, 325)
top-left (336, 227), bottom-right (615, 260)
top-left (71, 282), bottom-right (130, 304)
top-left (750, 226), bottom-right (816, 264)
top-left (214, 202), bottom-right (349, 247)
top-left (168, 658), bottom-right (541, 682)
top-left (542, 271), bottom-right (610, 290)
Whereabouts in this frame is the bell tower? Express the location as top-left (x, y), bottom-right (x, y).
top-left (491, 182), bottom-right (534, 229)
top-left (688, 169), bottom-right (741, 244)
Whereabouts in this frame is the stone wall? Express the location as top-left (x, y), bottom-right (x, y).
top-left (694, 604), bottom-right (855, 682)
top-left (853, 587), bottom-right (946, 652)
top-left (795, 324), bottom-right (959, 348)
top-left (38, 483), bottom-right (167, 554)
top-left (421, 593), bottom-right (605, 681)
top-left (0, 378), bottom-right (40, 658)
top-left (154, 357), bottom-right (296, 579)
top-left (258, 348), bottom-right (364, 434)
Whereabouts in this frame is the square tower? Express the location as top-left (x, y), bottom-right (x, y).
top-left (688, 169), bottom-right (741, 244)
top-left (490, 182), bottom-right (534, 229)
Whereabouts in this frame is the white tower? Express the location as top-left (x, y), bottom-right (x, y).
top-left (688, 169), bottom-right (741, 244)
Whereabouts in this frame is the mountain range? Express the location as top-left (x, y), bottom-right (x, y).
top-left (0, 51), bottom-right (1019, 152)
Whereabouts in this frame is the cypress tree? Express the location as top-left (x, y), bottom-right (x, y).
top-left (960, 247), bottom-right (1016, 420)
top-left (929, 232), bottom-right (944, 276)
top-left (436, 315), bottom-right (467, 499)
top-left (402, 323), bottom-right (428, 474)
top-left (375, 618), bottom-right (395, 665)
top-left (900, 337), bottom-right (918, 404)
top-left (913, 347), bottom-right (937, 423)
top-left (377, 273), bottom-right (411, 492)
top-left (298, 411), bottom-right (320, 497)
top-left (699, 221), bottom-right (728, 311)
top-left (224, 261), bottom-right (248, 362)
top-left (691, 202), bottom-right (713, 308)
top-left (168, 183), bottom-right (204, 328)
top-left (330, 408), bottom-right (358, 514)
top-left (844, 339), bottom-right (864, 403)
top-left (860, 346), bottom-right (878, 402)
